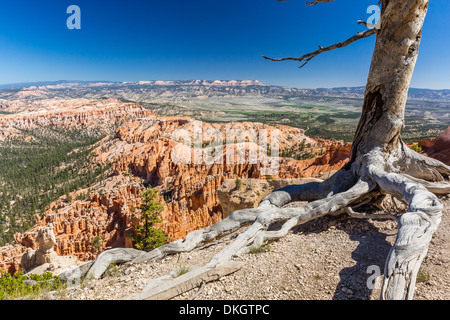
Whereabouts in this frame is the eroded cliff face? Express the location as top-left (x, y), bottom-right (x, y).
top-left (14, 176), bottom-right (144, 259)
top-left (0, 101), bottom-right (353, 273)
top-left (0, 98), bottom-right (153, 141)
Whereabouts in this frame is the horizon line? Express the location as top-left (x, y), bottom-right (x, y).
top-left (0, 79), bottom-right (449, 91)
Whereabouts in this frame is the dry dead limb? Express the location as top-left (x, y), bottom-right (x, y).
top-left (130, 261), bottom-right (244, 300)
top-left (345, 206), bottom-right (399, 222)
top-left (305, 0), bottom-right (335, 6)
top-left (262, 28), bottom-right (376, 68)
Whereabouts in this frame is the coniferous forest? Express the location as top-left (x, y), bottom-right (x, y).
top-left (0, 126), bottom-right (111, 246)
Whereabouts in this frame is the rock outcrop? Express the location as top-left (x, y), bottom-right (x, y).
top-left (217, 177), bottom-right (326, 218)
top-left (0, 244), bottom-right (27, 274)
top-left (18, 223), bottom-right (80, 275)
top-left (14, 175), bottom-right (145, 263)
top-left (21, 224), bottom-right (59, 272)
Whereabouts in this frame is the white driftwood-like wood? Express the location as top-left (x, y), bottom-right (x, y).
top-left (371, 169), bottom-right (443, 299)
top-left (85, 248), bottom-right (146, 280)
top-left (130, 261), bottom-right (244, 300)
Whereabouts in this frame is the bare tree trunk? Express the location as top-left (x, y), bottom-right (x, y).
top-left (347, 0), bottom-right (446, 300)
top-left (349, 0), bottom-right (428, 166)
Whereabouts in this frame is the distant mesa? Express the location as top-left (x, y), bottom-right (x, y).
top-left (130, 80), bottom-right (265, 87)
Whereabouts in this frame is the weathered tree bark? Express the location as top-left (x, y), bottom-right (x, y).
top-left (85, 0), bottom-right (449, 300)
top-left (343, 0), bottom-right (445, 300)
top-left (348, 0), bottom-right (428, 167)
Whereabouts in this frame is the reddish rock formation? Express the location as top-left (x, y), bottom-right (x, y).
top-left (419, 126), bottom-right (450, 165)
top-left (101, 118), bottom-right (351, 241)
top-left (0, 244), bottom-right (27, 274)
top-left (277, 141), bottom-right (352, 179)
top-left (12, 176), bottom-right (145, 262)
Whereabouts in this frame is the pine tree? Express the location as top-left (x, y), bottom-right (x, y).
top-left (132, 188), bottom-right (168, 251)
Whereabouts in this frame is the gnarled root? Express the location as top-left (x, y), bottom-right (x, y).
top-left (238, 178), bottom-right (373, 255)
top-left (131, 169), bottom-right (355, 265)
top-left (371, 170), bottom-right (443, 300)
top-left (134, 178), bottom-right (373, 300)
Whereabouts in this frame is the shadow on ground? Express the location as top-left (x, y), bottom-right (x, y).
top-left (279, 210), bottom-right (397, 300)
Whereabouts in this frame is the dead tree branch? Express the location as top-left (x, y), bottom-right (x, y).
top-left (262, 28), bottom-right (377, 68)
top-left (305, 0), bottom-right (335, 6)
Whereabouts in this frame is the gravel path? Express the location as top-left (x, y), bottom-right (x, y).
top-left (50, 196), bottom-right (450, 301)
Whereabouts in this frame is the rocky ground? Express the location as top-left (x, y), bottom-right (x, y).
top-left (39, 195), bottom-right (450, 301)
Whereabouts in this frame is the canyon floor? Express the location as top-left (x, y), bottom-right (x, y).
top-left (42, 195), bottom-right (449, 301)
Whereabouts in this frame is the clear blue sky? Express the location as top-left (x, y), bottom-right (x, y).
top-left (0, 0), bottom-right (449, 89)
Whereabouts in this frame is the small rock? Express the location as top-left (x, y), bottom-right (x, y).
top-left (124, 266), bottom-right (135, 275)
top-left (24, 279), bottom-right (37, 287)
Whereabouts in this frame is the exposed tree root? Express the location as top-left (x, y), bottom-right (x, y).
top-left (370, 169), bottom-right (443, 300)
top-left (237, 179), bottom-right (374, 256)
top-left (130, 179), bottom-right (374, 300)
top-left (345, 206), bottom-right (399, 222)
top-left (86, 248), bottom-right (146, 280)
top-left (129, 261), bottom-right (245, 300)
top-left (130, 170), bottom-right (354, 265)
top-left (189, 280), bottom-right (206, 300)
